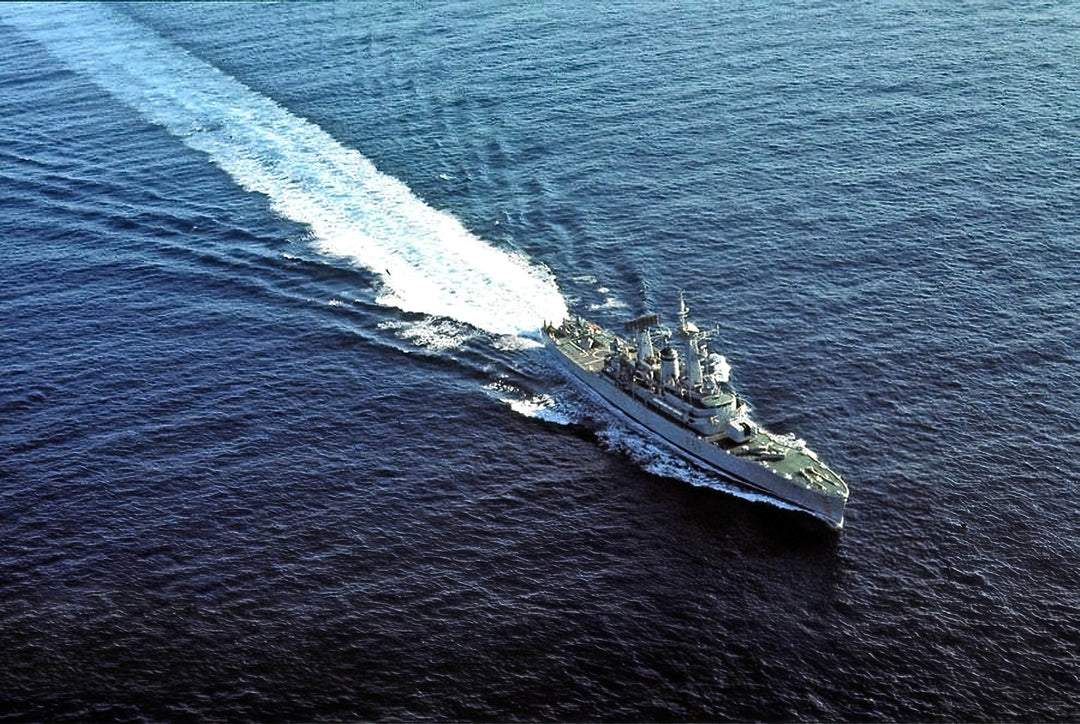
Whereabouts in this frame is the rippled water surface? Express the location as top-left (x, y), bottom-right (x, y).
top-left (1, 2), bottom-right (1077, 721)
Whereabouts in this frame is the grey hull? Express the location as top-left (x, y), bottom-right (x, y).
top-left (545, 335), bottom-right (845, 529)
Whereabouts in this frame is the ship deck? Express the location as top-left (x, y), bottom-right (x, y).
top-left (727, 428), bottom-right (844, 494)
top-left (549, 326), bottom-right (615, 373)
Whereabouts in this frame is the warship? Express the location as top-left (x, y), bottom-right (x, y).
top-left (542, 296), bottom-right (848, 528)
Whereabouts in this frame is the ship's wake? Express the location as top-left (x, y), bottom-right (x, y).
top-left (1, 2), bottom-right (567, 338)
top-left (4, 4), bottom-right (806, 517)
top-left (481, 380), bottom-right (575, 426)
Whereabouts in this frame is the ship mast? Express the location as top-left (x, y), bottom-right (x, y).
top-left (623, 312), bottom-right (660, 363)
top-left (678, 292), bottom-right (706, 390)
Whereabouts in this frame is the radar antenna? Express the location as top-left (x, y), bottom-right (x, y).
top-left (623, 313), bottom-right (660, 334)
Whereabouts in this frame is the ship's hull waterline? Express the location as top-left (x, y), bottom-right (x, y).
top-left (543, 315), bottom-right (847, 529)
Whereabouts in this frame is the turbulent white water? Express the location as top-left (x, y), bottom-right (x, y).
top-left (2, 2), bottom-right (567, 337)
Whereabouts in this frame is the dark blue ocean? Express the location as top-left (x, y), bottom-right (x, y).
top-left (1, 2), bottom-right (1077, 721)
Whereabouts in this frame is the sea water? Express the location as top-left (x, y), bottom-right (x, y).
top-left (1, 2), bottom-right (1077, 720)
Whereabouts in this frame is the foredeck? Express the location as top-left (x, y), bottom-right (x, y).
top-left (729, 428), bottom-right (847, 496)
top-left (547, 320), bottom-right (617, 373)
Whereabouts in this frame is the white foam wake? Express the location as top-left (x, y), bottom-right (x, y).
top-left (482, 380), bottom-right (575, 426)
top-left (2, 3), bottom-right (567, 337)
